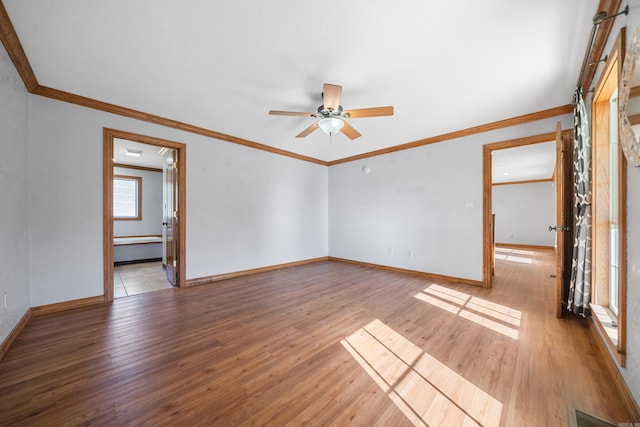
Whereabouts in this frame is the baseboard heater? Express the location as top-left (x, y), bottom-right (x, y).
top-left (114, 257), bottom-right (162, 266)
top-left (569, 407), bottom-right (616, 427)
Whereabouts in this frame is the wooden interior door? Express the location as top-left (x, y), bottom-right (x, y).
top-left (491, 213), bottom-right (496, 276)
top-left (552, 122), bottom-right (573, 317)
top-left (163, 149), bottom-right (178, 286)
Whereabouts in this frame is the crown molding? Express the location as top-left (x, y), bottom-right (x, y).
top-left (0, 0), bottom-right (575, 167)
top-left (328, 105), bottom-right (573, 166)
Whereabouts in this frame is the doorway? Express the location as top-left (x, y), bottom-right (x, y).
top-left (482, 129), bottom-right (573, 295)
top-left (491, 140), bottom-right (556, 275)
top-left (103, 128), bottom-right (186, 302)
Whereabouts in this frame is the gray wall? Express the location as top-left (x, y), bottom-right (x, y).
top-left (27, 96), bottom-right (328, 306)
top-left (0, 44), bottom-right (31, 344)
top-left (493, 182), bottom-right (556, 247)
top-left (328, 116), bottom-right (572, 282)
top-left (600, 0), bottom-right (640, 407)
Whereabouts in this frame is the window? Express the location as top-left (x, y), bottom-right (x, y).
top-left (113, 175), bottom-right (142, 220)
top-left (591, 29), bottom-right (626, 366)
top-left (609, 88), bottom-right (620, 316)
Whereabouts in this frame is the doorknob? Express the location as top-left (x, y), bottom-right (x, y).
top-left (548, 225), bottom-right (569, 232)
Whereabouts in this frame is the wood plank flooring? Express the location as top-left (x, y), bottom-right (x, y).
top-left (0, 248), bottom-right (633, 426)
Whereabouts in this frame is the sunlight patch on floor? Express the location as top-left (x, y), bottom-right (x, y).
top-left (502, 255), bottom-right (533, 264)
top-left (467, 297), bottom-right (521, 327)
top-left (495, 248), bottom-right (534, 264)
top-left (342, 319), bottom-right (502, 427)
top-left (415, 284), bottom-right (521, 340)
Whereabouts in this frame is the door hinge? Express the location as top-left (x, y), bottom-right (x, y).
top-left (173, 260), bottom-right (177, 268)
top-left (173, 162), bottom-right (178, 169)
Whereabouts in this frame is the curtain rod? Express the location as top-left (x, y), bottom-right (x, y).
top-left (577, 5), bottom-right (629, 90)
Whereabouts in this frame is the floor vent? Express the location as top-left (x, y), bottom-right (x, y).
top-left (569, 407), bottom-right (617, 427)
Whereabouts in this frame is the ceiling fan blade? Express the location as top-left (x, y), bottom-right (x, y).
top-left (341, 121), bottom-right (362, 140)
top-left (269, 110), bottom-right (315, 117)
top-left (323, 83), bottom-right (342, 112)
top-left (344, 106), bottom-right (394, 118)
top-left (296, 122), bottom-right (319, 138)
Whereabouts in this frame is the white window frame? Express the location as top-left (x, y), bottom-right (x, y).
top-left (113, 175), bottom-right (142, 220)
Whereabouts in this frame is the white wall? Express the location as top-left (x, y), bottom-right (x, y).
top-left (187, 143), bottom-right (328, 278)
top-left (493, 182), bottom-right (556, 247)
top-left (28, 96), bottom-right (328, 306)
top-left (0, 44), bottom-right (31, 344)
top-left (113, 167), bottom-right (163, 237)
top-left (329, 116), bottom-right (572, 282)
top-left (599, 0), bottom-right (640, 407)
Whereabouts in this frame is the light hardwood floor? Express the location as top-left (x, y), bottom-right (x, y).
top-left (0, 248), bottom-right (633, 426)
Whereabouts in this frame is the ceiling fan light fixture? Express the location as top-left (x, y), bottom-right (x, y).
top-left (318, 117), bottom-right (344, 135)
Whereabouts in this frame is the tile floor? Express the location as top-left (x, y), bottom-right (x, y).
top-left (114, 261), bottom-right (173, 298)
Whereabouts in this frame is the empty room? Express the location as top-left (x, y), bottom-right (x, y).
top-left (1, 1), bottom-right (640, 425)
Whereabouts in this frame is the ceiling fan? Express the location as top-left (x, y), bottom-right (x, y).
top-left (269, 83), bottom-right (394, 140)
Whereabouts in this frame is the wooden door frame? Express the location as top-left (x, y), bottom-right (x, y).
top-left (554, 123), bottom-right (575, 317)
top-left (103, 128), bottom-right (187, 302)
top-left (482, 130), bottom-right (572, 288)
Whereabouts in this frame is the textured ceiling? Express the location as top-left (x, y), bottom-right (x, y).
top-left (492, 141), bottom-right (556, 183)
top-left (4, 0), bottom-right (597, 162)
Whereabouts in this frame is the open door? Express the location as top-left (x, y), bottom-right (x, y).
top-left (163, 149), bottom-right (178, 286)
top-left (104, 129), bottom-right (186, 302)
top-left (551, 122), bottom-right (573, 317)
top-left (483, 132), bottom-right (562, 288)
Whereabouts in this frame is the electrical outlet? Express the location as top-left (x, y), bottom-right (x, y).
top-left (3, 292), bottom-right (7, 310)
top-left (387, 248), bottom-right (394, 255)
top-left (408, 250), bottom-right (414, 257)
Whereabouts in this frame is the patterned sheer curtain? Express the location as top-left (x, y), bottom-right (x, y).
top-left (568, 87), bottom-right (592, 316)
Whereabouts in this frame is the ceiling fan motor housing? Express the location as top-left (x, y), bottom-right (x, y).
top-left (317, 104), bottom-right (343, 117)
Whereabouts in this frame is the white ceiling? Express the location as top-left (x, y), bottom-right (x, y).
top-left (113, 138), bottom-right (165, 169)
top-left (492, 141), bottom-right (556, 183)
top-left (4, 0), bottom-right (597, 162)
